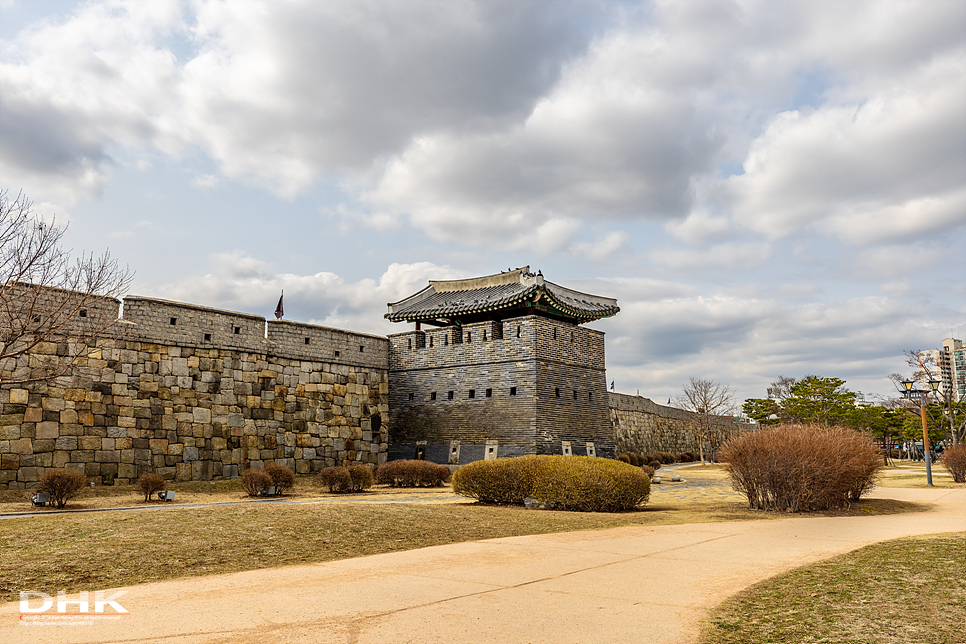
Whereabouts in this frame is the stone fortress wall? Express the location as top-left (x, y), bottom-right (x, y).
top-left (609, 392), bottom-right (747, 457)
top-left (0, 288), bottom-right (748, 489)
top-left (386, 315), bottom-right (613, 463)
top-left (0, 295), bottom-right (389, 489)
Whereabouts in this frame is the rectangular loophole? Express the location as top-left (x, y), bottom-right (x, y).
top-left (485, 388), bottom-right (492, 398)
top-left (430, 392), bottom-right (437, 401)
top-left (170, 317), bottom-right (177, 325)
top-left (468, 389), bottom-right (475, 399)
top-left (334, 350), bottom-right (340, 357)
top-left (204, 333), bottom-right (211, 342)
top-left (360, 345), bottom-right (365, 352)
top-left (234, 326), bottom-right (241, 334)
top-left (510, 387), bottom-right (517, 396)
top-left (448, 391), bottom-right (454, 400)
top-left (304, 337), bottom-right (310, 345)
top-left (408, 393), bottom-right (414, 401)
top-left (79, 309), bottom-right (87, 318)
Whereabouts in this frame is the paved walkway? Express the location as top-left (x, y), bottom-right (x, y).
top-left (3, 486), bottom-right (964, 644)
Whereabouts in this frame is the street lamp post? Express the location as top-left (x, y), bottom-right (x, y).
top-left (901, 378), bottom-right (941, 487)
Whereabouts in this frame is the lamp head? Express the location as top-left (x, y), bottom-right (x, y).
top-left (901, 379), bottom-right (914, 392)
top-left (928, 379), bottom-right (941, 392)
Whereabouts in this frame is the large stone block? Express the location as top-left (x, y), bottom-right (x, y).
top-left (36, 421), bottom-right (60, 439)
top-left (95, 450), bottom-right (120, 463)
top-left (10, 438), bottom-right (32, 455)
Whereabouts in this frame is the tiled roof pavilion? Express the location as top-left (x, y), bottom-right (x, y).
top-left (386, 266), bottom-right (619, 326)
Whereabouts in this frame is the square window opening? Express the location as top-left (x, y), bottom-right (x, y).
top-left (204, 333), bottom-right (211, 342)
top-left (79, 309), bottom-right (87, 318)
top-left (234, 326), bottom-right (241, 334)
top-left (170, 317), bottom-right (177, 325)
top-left (510, 387), bottom-right (517, 396)
top-left (360, 345), bottom-right (365, 352)
top-left (304, 337), bottom-right (311, 345)
top-left (468, 389), bottom-right (475, 399)
top-left (334, 350), bottom-right (340, 357)
top-left (485, 388), bottom-right (492, 397)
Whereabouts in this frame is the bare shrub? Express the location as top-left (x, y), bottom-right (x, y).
top-left (38, 468), bottom-right (87, 508)
top-left (647, 460), bottom-right (662, 470)
top-left (262, 462), bottom-right (295, 495)
top-left (641, 465), bottom-right (656, 478)
top-left (347, 464), bottom-right (374, 491)
top-left (939, 444), bottom-right (966, 483)
top-left (720, 424), bottom-right (883, 512)
top-left (241, 468), bottom-right (272, 497)
top-left (318, 466), bottom-right (352, 493)
top-left (375, 460), bottom-right (451, 487)
top-left (617, 453), bottom-right (632, 464)
top-left (452, 455), bottom-right (650, 512)
top-left (137, 473), bottom-right (166, 501)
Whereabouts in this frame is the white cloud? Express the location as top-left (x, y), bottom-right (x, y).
top-left (147, 255), bottom-right (464, 336)
top-left (571, 231), bottom-right (628, 261)
top-left (664, 210), bottom-right (731, 243)
top-left (649, 242), bottom-right (771, 271)
top-left (725, 52), bottom-right (966, 242)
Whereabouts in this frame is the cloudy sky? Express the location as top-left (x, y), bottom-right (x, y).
top-left (1, 0), bottom-right (964, 405)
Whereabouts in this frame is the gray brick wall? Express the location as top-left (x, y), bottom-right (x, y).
top-left (388, 315), bottom-right (611, 463)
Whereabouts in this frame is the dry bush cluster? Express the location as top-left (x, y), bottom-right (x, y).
top-left (453, 455), bottom-right (651, 512)
top-left (720, 424), bottom-right (882, 512)
top-left (374, 460), bottom-right (451, 487)
top-left (241, 468), bottom-right (272, 497)
top-left (318, 464), bottom-right (374, 493)
top-left (617, 451), bottom-right (697, 469)
top-left (939, 444), bottom-right (966, 483)
top-left (262, 463), bottom-right (295, 495)
top-left (136, 473), bottom-right (166, 501)
top-left (38, 468), bottom-right (87, 508)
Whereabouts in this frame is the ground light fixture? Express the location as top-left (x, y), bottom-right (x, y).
top-left (900, 378), bottom-right (941, 486)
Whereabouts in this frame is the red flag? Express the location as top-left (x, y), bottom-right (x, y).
top-left (274, 292), bottom-right (284, 319)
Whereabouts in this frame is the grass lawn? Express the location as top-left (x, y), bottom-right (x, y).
top-left (0, 467), bottom-right (927, 604)
top-left (876, 460), bottom-right (965, 489)
top-left (702, 532), bottom-right (966, 644)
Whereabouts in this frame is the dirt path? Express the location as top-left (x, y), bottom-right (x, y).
top-left (3, 485), bottom-right (963, 644)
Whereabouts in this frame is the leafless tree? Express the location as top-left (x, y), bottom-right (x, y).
top-left (675, 377), bottom-right (736, 463)
top-left (767, 375), bottom-right (798, 400)
top-left (0, 190), bottom-right (133, 385)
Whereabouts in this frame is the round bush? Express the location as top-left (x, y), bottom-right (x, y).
top-left (347, 464), bottom-right (374, 491)
top-left (641, 465), bottom-right (655, 478)
top-left (720, 424), bottom-right (883, 512)
top-left (375, 460), bottom-right (451, 487)
top-left (452, 455), bottom-right (651, 512)
top-left (262, 462), bottom-right (295, 495)
top-left (617, 453), bottom-right (632, 464)
top-left (647, 460), bottom-right (662, 470)
top-left (137, 473), bottom-right (166, 501)
top-left (318, 466), bottom-right (352, 493)
top-left (241, 468), bottom-right (272, 497)
top-left (939, 444), bottom-right (966, 483)
top-left (38, 468), bottom-right (87, 508)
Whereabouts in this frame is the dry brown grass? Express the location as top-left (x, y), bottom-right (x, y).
top-left (0, 482), bottom-right (926, 605)
top-left (702, 532), bottom-right (966, 644)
